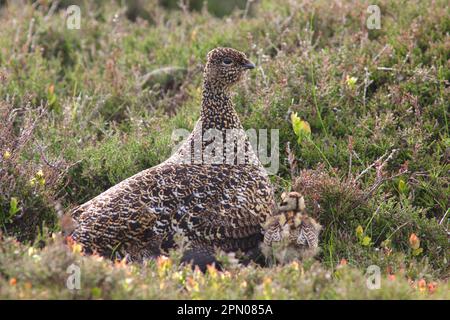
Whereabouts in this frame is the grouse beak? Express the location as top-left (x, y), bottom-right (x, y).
top-left (243, 61), bottom-right (255, 70)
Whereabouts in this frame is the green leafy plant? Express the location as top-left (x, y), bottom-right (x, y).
top-left (1, 197), bottom-right (20, 227)
top-left (356, 225), bottom-right (372, 247)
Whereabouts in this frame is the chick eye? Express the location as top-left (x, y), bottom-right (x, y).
top-left (223, 57), bottom-right (232, 65)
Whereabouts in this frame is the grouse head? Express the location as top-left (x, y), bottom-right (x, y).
top-left (204, 47), bottom-right (255, 90)
top-left (262, 192), bottom-right (322, 264)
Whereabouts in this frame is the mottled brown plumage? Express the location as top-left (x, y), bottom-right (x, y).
top-left (70, 48), bottom-right (275, 261)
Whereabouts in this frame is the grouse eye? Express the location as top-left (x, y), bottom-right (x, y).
top-left (223, 57), bottom-right (232, 65)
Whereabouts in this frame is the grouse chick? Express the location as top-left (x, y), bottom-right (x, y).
top-left (261, 191), bottom-right (322, 265)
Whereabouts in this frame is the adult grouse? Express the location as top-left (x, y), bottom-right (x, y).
top-left (70, 48), bottom-right (275, 261)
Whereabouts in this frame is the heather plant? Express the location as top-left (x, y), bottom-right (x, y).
top-left (0, 100), bottom-right (67, 241)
